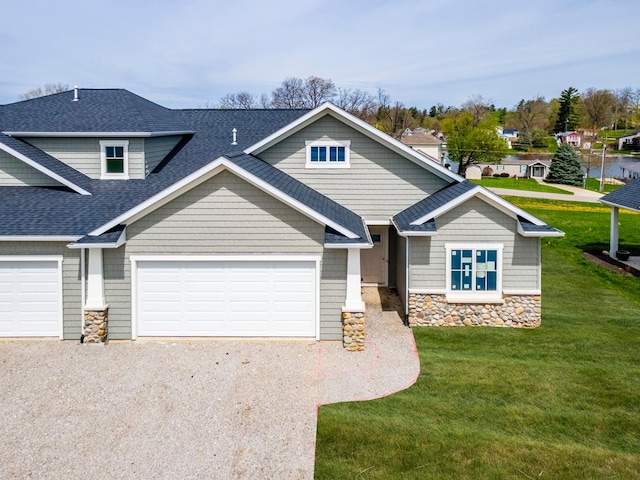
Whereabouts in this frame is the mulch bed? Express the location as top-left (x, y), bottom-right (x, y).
top-left (582, 251), bottom-right (640, 277)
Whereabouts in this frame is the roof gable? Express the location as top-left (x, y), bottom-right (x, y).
top-left (393, 181), bottom-right (563, 237)
top-left (0, 133), bottom-right (92, 195)
top-left (244, 102), bottom-right (460, 183)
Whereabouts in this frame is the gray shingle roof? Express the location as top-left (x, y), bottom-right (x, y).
top-left (0, 133), bottom-right (93, 194)
top-left (0, 102), bottom-right (369, 242)
top-left (393, 181), bottom-right (476, 232)
top-left (517, 216), bottom-right (563, 234)
top-left (0, 89), bottom-right (193, 134)
top-left (600, 179), bottom-right (640, 212)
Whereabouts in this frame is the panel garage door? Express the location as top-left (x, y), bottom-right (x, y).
top-left (137, 260), bottom-right (317, 337)
top-left (0, 260), bottom-right (61, 337)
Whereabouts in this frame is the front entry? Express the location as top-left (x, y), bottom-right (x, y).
top-left (361, 226), bottom-right (387, 284)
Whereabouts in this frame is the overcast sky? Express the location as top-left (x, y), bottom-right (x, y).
top-left (2, 0), bottom-right (639, 110)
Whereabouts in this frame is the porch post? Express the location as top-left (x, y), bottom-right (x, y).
top-left (344, 248), bottom-right (364, 311)
top-left (84, 248), bottom-right (109, 343)
top-left (610, 206), bottom-right (619, 258)
top-left (342, 248), bottom-right (366, 351)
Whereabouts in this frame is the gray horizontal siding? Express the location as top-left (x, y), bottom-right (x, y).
top-left (104, 170), bottom-right (329, 339)
top-left (0, 242), bottom-right (81, 340)
top-left (0, 149), bottom-right (61, 187)
top-left (24, 137), bottom-right (145, 179)
top-left (410, 197), bottom-right (540, 292)
top-left (144, 135), bottom-right (182, 175)
top-left (258, 115), bottom-right (449, 221)
top-left (320, 249), bottom-right (347, 340)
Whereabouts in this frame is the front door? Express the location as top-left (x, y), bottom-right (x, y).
top-left (361, 226), bottom-right (387, 284)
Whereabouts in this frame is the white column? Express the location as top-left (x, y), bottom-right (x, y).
top-left (85, 248), bottom-right (106, 308)
top-left (610, 206), bottom-right (619, 258)
top-left (343, 248), bottom-right (365, 311)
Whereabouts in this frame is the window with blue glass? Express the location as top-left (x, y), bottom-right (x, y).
top-left (310, 146), bottom-right (345, 163)
top-left (450, 248), bottom-right (498, 292)
top-left (306, 140), bottom-right (350, 168)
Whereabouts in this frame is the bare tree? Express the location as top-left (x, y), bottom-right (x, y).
top-left (581, 88), bottom-right (616, 139)
top-left (271, 77), bottom-right (305, 108)
top-left (461, 94), bottom-right (493, 124)
top-left (302, 76), bottom-right (336, 108)
top-left (218, 91), bottom-right (259, 109)
top-left (615, 87), bottom-right (634, 130)
top-left (19, 82), bottom-right (69, 101)
top-left (335, 87), bottom-right (378, 119)
top-left (513, 97), bottom-right (549, 146)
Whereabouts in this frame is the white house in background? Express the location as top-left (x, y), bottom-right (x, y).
top-left (471, 159), bottom-right (551, 179)
top-left (400, 128), bottom-right (443, 164)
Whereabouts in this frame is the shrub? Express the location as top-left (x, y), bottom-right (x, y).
top-left (500, 172), bottom-right (510, 177)
top-left (482, 166), bottom-right (494, 176)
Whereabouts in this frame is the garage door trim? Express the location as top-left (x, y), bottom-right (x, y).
top-left (130, 254), bottom-right (321, 340)
top-left (0, 255), bottom-right (64, 339)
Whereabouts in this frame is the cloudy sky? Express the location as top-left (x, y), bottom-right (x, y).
top-left (2, 0), bottom-right (638, 110)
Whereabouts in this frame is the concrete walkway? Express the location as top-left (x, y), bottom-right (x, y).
top-left (486, 180), bottom-right (606, 203)
top-left (0, 288), bottom-right (419, 479)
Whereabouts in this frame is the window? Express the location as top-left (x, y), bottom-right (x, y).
top-left (446, 244), bottom-right (503, 301)
top-left (496, 164), bottom-right (504, 171)
top-left (305, 140), bottom-right (350, 168)
top-left (100, 140), bottom-right (129, 179)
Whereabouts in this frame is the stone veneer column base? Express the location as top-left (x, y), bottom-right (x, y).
top-left (408, 294), bottom-right (541, 328)
top-left (83, 308), bottom-right (109, 343)
top-left (342, 311), bottom-right (366, 351)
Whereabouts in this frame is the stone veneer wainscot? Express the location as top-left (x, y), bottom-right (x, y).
top-left (408, 294), bottom-right (541, 328)
top-left (83, 308), bottom-right (108, 343)
top-left (342, 311), bottom-right (366, 351)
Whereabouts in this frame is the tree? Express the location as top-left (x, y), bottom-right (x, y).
top-left (461, 94), bottom-right (493, 124)
top-left (614, 87), bottom-right (633, 130)
top-left (581, 88), bottom-right (616, 139)
top-left (335, 87), bottom-right (378, 120)
top-left (19, 82), bottom-right (69, 101)
top-left (218, 91), bottom-right (259, 109)
top-left (513, 97), bottom-right (549, 147)
top-left (441, 111), bottom-right (509, 176)
top-left (554, 87), bottom-right (581, 133)
top-left (545, 143), bottom-right (584, 186)
top-left (271, 76), bottom-right (336, 109)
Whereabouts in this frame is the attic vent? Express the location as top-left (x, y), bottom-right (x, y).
top-left (73, 85), bottom-right (79, 102)
top-left (231, 128), bottom-right (237, 146)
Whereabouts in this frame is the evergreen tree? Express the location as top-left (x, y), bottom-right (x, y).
top-left (554, 87), bottom-right (580, 133)
top-left (545, 143), bottom-right (584, 186)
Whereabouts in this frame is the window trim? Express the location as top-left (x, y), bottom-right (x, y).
top-left (445, 243), bottom-right (503, 303)
top-left (100, 140), bottom-right (129, 179)
top-left (305, 140), bottom-right (351, 169)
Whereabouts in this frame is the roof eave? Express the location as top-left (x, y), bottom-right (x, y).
top-left (3, 131), bottom-right (194, 138)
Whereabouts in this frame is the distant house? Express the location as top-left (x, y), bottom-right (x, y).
top-left (471, 159), bottom-right (551, 179)
top-left (557, 131), bottom-right (581, 147)
top-left (496, 126), bottom-right (515, 149)
top-left (400, 129), bottom-right (443, 163)
top-left (616, 130), bottom-right (640, 151)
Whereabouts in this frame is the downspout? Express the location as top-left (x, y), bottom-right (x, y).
top-left (404, 237), bottom-right (410, 327)
top-left (80, 248), bottom-right (85, 342)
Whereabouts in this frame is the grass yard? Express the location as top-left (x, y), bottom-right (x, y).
top-left (584, 177), bottom-right (621, 193)
top-left (315, 199), bottom-right (640, 479)
top-left (470, 177), bottom-right (572, 195)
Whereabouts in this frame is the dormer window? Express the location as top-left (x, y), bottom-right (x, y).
top-left (305, 140), bottom-right (350, 168)
top-left (100, 140), bottom-right (129, 179)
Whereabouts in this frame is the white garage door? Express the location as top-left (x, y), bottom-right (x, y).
top-left (0, 260), bottom-right (62, 337)
top-left (136, 259), bottom-right (317, 337)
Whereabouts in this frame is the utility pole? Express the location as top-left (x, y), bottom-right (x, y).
top-left (599, 134), bottom-right (607, 192)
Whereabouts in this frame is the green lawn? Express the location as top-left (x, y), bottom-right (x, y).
top-left (470, 177), bottom-right (572, 195)
top-left (315, 199), bottom-right (640, 479)
top-left (584, 177), bottom-right (621, 193)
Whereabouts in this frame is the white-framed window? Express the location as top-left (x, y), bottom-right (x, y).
top-left (496, 164), bottom-right (504, 171)
top-left (445, 243), bottom-right (503, 302)
top-left (100, 140), bottom-right (129, 179)
top-left (305, 140), bottom-right (350, 168)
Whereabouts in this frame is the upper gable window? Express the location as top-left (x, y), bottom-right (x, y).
top-left (100, 140), bottom-right (129, 179)
top-left (305, 140), bottom-right (350, 168)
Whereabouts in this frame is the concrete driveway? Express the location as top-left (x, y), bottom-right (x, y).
top-left (0, 288), bottom-right (419, 479)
